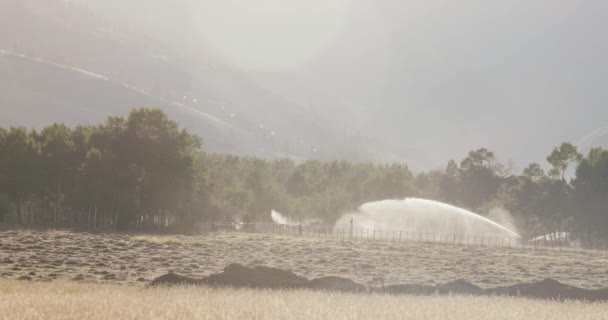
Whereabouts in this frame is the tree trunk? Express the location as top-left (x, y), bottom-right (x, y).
top-left (58, 183), bottom-right (63, 226)
top-left (93, 207), bottom-right (98, 229)
top-left (87, 206), bottom-right (91, 229)
top-left (18, 199), bottom-right (24, 225)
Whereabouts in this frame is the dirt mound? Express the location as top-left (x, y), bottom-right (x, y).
top-left (254, 266), bottom-right (308, 283)
top-left (437, 279), bottom-right (484, 295)
top-left (205, 263), bottom-right (308, 289)
top-left (308, 276), bottom-right (367, 293)
top-left (149, 265), bottom-right (608, 301)
top-left (149, 263), bottom-right (309, 289)
top-left (150, 264), bottom-right (362, 292)
top-left (488, 278), bottom-right (608, 302)
top-left (383, 278), bottom-right (608, 301)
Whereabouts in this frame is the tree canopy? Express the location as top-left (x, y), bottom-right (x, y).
top-left (1, 109), bottom-right (607, 246)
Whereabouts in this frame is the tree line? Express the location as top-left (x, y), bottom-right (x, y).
top-left (0, 109), bottom-right (607, 244)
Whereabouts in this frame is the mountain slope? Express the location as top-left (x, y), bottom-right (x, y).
top-left (251, 0), bottom-right (608, 168)
top-left (7, 0), bottom-right (606, 168)
top-left (0, 0), bottom-right (341, 159)
top-left (0, 50), bottom-right (252, 152)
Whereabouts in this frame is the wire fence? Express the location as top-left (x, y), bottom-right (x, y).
top-left (194, 222), bottom-right (534, 248)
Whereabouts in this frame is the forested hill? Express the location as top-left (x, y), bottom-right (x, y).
top-left (1, 109), bottom-right (608, 245)
top-left (0, 0), bottom-right (339, 161)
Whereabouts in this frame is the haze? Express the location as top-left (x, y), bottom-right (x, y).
top-left (2, 0), bottom-right (608, 170)
top-left (4, 2), bottom-right (608, 317)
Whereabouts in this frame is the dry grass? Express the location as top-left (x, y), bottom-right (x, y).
top-left (2, 229), bottom-right (608, 289)
top-left (0, 280), bottom-right (603, 320)
top-left (131, 235), bottom-right (192, 246)
top-left (2, 229), bottom-right (607, 319)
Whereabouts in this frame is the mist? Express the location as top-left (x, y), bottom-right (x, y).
top-left (3, 2), bottom-right (608, 316)
top-left (102, 1), bottom-right (607, 167)
top-left (4, 0), bottom-right (608, 169)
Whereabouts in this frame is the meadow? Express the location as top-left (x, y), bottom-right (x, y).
top-left (2, 228), bottom-right (608, 319)
top-left (2, 228), bottom-right (608, 289)
top-left (0, 280), bottom-right (606, 320)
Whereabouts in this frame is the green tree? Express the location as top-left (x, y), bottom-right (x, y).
top-left (572, 148), bottom-right (608, 240)
top-left (122, 108), bottom-right (202, 229)
top-left (547, 142), bottom-right (583, 180)
top-left (362, 164), bottom-right (414, 201)
top-left (38, 124), bottom-right (77, 224)
top-left (0, 128), bottom-right (40, 224)
top-left (439, 160), bottom-right (461, 204)
top-left (460, 148), bottom-right (495, 170)
top-left (522, 163), bottom-right (546, 182)
top-left (457, 149), bottom-right (502, 210)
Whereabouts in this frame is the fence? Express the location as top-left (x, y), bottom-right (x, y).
top-left (193, 222), bottom-right (529, 248)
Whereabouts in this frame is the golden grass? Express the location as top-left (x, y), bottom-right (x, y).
top-left (0, 280), bottom-right (603, 320)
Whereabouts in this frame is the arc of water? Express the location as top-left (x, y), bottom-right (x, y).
top-left (347, 198), bottom-right (521, 238)
top-left (404, 199), bottom-right (521, 238)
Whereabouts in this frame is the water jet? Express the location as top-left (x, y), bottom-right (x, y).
top-left (335, 198), bottom-right (520, 238)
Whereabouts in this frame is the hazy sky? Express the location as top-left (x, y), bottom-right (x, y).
top-left (23, 0), bottom-right (608, 169)
top-left (188, 0), bottom-right (351, 69)
top-left (263, 0), bottom-right (608, 168)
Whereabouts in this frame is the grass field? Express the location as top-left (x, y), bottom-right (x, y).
top-left (2, 228), bottom-right (608, 289)
top-left (0, 280), bottom-right (605, 320)
top-left (2, 228), bottom-right (608, 319)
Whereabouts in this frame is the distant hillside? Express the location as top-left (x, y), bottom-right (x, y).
top-left (7, 0), bottom-right (604, 168)
top-left (0, 0), bottom-right (346, 160)
top-left (0, 51), bottom-right (256, 153)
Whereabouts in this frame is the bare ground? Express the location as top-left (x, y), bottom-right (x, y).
top-left (1, 227), bottom-right (608, 289)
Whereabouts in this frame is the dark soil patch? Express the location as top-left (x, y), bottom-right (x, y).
top-left (488, 278), bottom-right (608, 302)
top-left (150, 264), bottom-right (608, 301)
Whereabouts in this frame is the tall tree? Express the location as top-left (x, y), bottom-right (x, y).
top-left (522, 163), bottom-right (546, 182)
top-left (0, 128), bottom-right (40, 224)
top-left (572, 148), bottom-right (608, 240)
top-left (38, 124), bottom-right (77, 224)
top-left (547, 142), bottom-right (583, 180)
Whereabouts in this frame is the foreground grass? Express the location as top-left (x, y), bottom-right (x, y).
top-left (0, 280), bottom-right (604, 320)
